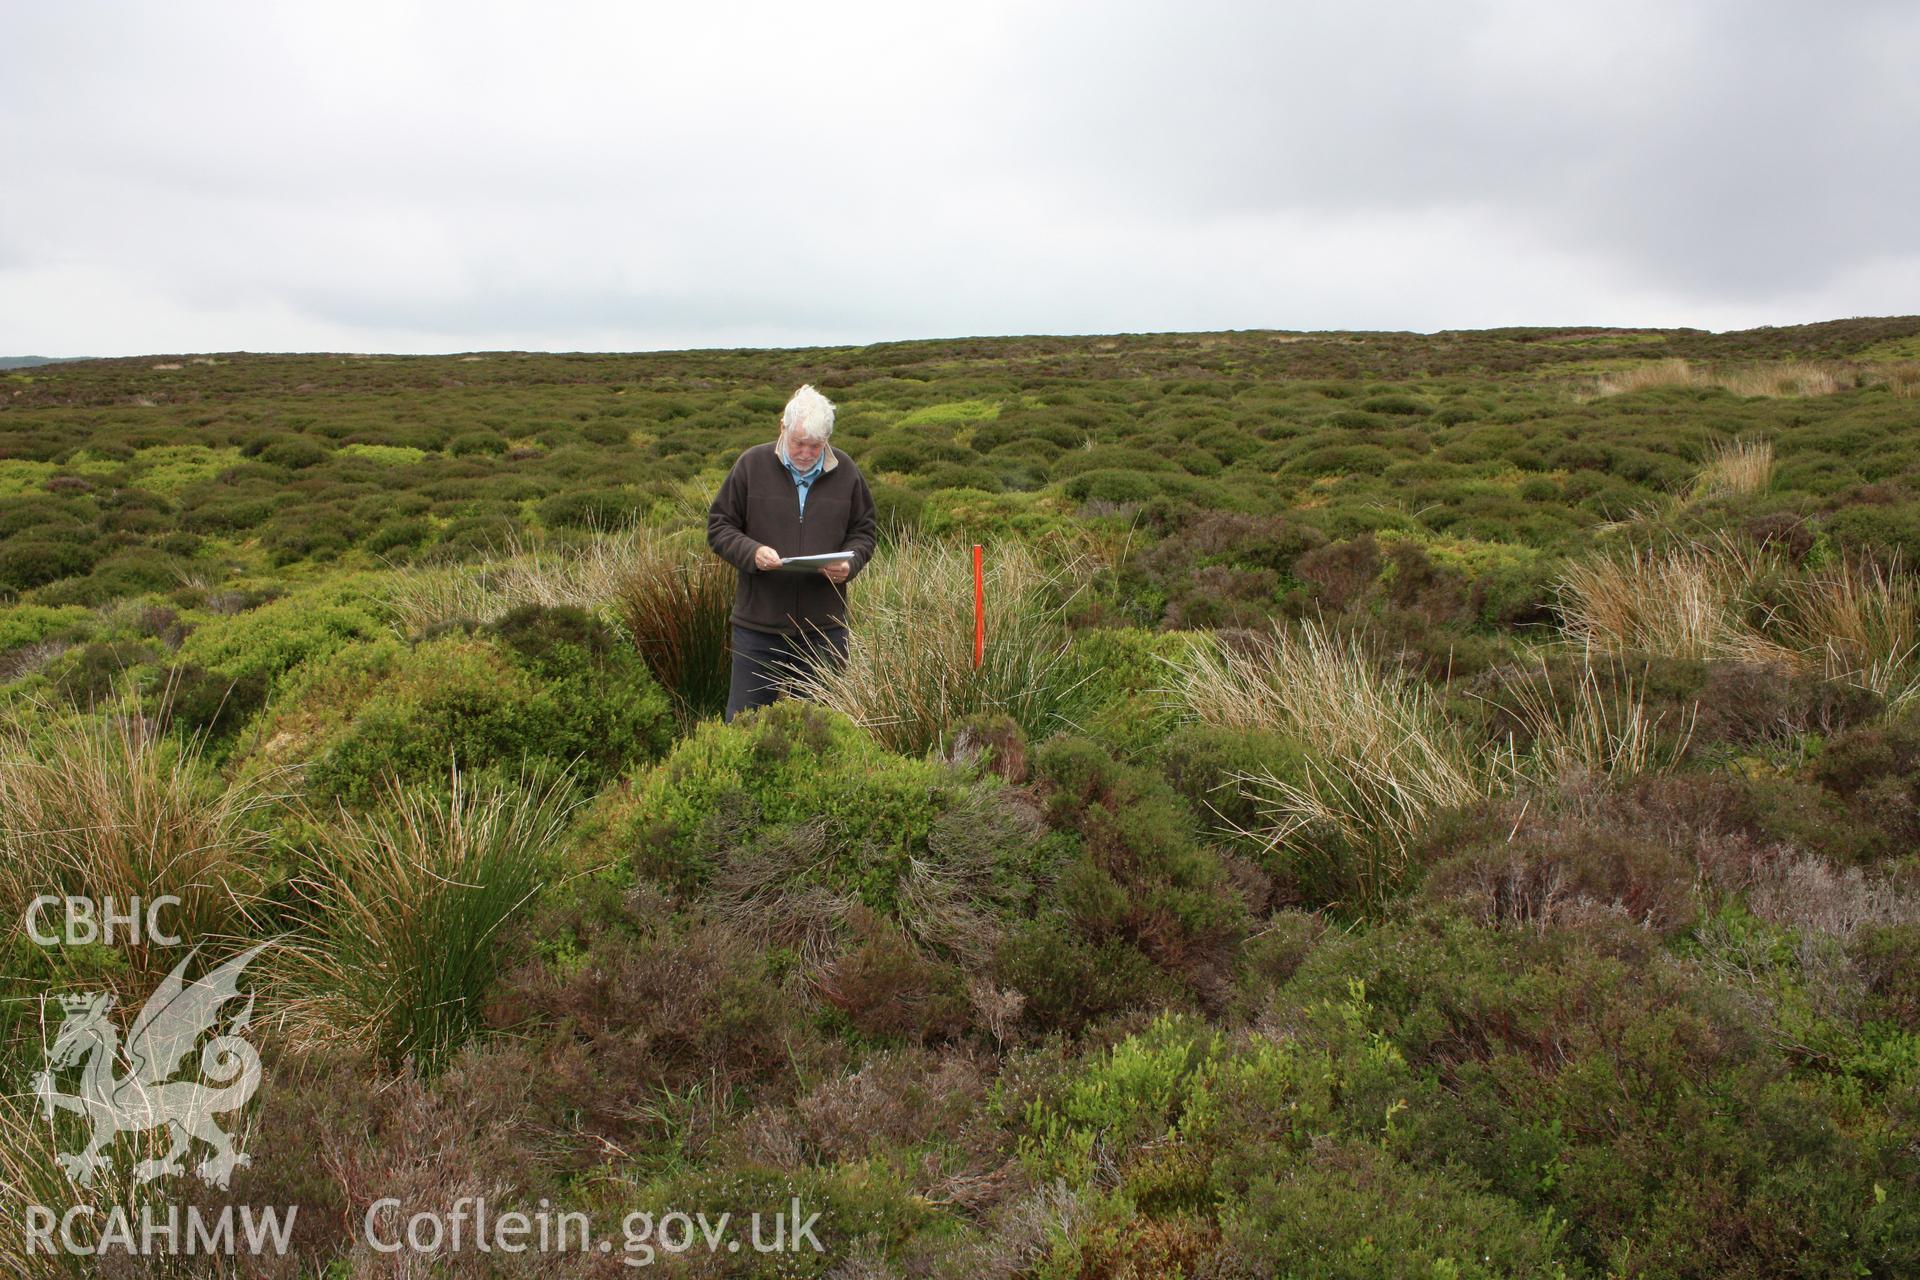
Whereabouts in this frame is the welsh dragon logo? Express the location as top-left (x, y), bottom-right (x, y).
top-left (30, 944), bottom-right (267, 1190)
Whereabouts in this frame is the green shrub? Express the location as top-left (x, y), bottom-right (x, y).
top-left (78, 547), bottom-right (183, 600)
top-left (447, 431), bottom-right (509, 457)
top-left (1156, 721), bottom-right (1309, 856)
top-left (869, 481), bottom-right (925, 537)
top-left (1031, 736), bottom-right (1251, 1005)
top-left (288, 610), bottom-right (673, 807)
top-left (46, 640), bottom-right (159, 706)
top-left (1066, 469), bottom-right (1159, 504)
top-left (146, 662), bottom-right (270, 742)
top-left (1054, 626), bottom-right (1201, 755)
top-left (180, 489), bottom-right (277, 533)
top-left (0, 604), bottom-right (92, 651)
top-left (362, 517), bottom-right (431, 556)
top-left (598, 701), bottom-right (1024, 908)
top-left (992, 918), bottom-right (1188, 1034)
top-left (1849, 923), bottom-right (1920, 1029)
top-left (1358, 393), bottom-right (1432, 416)
top-left (257, 437), bottom-right (330, 469)
top-left (179, 588), bottom-right (384, 687)
top-left (537, 488), bottom-right (639, 530)
top-left (0, 538), bottom-right (95, 592)
top-left (262, 506), bottom-right (358, 565)
top-left (1216, 1142), bottom-right (1574, 1279)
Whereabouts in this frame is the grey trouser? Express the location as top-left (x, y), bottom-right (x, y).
top-left (724, 624), bottom-right (849, 723)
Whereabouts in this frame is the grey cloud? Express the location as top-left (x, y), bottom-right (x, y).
top-left (990, 0), bottom-right (1920, 297)
top-left (1, 0), bottom-right (1914, 356)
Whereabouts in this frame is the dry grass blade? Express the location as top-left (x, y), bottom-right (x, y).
top-left (1774, 552), bottom-right (1920, 708)
top-left (1594, 358), bottom-right (1697, 396)
top-left (1558, 535), bottom-right (1920, 707)
top-left (1591, 359), bottom-right (1855, 400)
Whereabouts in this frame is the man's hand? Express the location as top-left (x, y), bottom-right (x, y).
top-left (821, 559), bottom-right (851, 584)
top-left (753, 545), bottom-right (782, 572)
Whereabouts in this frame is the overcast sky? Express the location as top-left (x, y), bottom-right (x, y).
top-left (2, 0), bottom-right (1916, 357)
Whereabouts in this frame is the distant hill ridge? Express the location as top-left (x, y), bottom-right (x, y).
top-left (0, 356), bottom-right (89, 369)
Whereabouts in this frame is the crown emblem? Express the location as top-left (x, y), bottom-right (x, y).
top-left (58, 991), bottom-right (104, 1014)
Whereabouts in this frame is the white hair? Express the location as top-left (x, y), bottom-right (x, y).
top-left (781, 384), bottom-right (836, 441)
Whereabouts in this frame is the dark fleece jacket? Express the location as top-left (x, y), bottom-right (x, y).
top-left (706, 441), bottom-right (878, 636)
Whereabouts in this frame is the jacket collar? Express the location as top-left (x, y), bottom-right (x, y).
top-left (775, 432), bottom-right (839, 474)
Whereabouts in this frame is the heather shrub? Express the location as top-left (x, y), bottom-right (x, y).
top-left (1812, 703), bottom-right (1920, 853)
top-left (144, 660), bottom-right (270, 742)
top-left (177, 586), bottom-right (385, 687)
top-left (1265, 906), bottom-right (1920, 1279)
top-left (813, 905), bottom-right (974, 1046)
top-left (459, 886), bottom-right (816, 1171)
top-left (1153, 721), bottom-right (1311, 905)
top-left (1849, 922), bottom-right (1920, 1029)
top-left (248, 607), bottom-right (673, 806)
top-left (257, 436), bottom-right (330, 469)
top-left (447, 430), bottom-right (509, 457)
top-left (993, 917), bottom-right (1191, 1035)
top-left (362, 515), bottom-right (431, 556)
top-left (1123, 512), bottom-right (1326, 629)
top-left (1212, 1142), bottom-right (1573, 1279)
top-left (1292, 534), bottom-right (1382, 611)
top-left (536, 487), bottom-right (639, 529)
top-left (1064, 468), bottom-right (1159, 504)
top-left (262, 505), bottom-right (359, 565)
top-left (1419, 812), bottom-right (1696, 934)
top-left (43, 639), bottom-right (158, 707)
top-left (1031, 738), bottom-right (1251, 1012)
top-left (0, 537), bottom-right (95, 592)
top-left (596, 702), bottom-right (1059, 934)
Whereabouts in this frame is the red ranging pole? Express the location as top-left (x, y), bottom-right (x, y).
top-left (972, 544), bottom-right (985, 669)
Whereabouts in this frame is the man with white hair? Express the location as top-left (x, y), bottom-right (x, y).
top-left (707, 383), bottom-right (878, 722)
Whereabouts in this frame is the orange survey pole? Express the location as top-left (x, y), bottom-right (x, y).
top-left (972, 544), bottom-right (985, 669)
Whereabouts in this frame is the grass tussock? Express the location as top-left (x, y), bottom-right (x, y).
top-left (277, 766), bottom-right (578, 1073)
top-left (1593, 357), bottom-right (1697, 396)
top-left (1554, 534), bottom-right (1793, 664)
top-left (783, 534), bottom-right (1086, 756)
top-left (1692, 436), bottom-right (1773, 501)
top-left (1172, 618), bottom-right (1513, 913)
top-left (378, 524), bottom-right (660, 637)
top-left (1557, 535), bottom-right (1920, 707)
top-left (1491, 658), bottom-right (1696, 779)
top-left (611, 545), bottom-right (734, 722)
top-left (0, 1088), bottom-right (179, 1280)
top-left (1592, 359), bottom-right (1864, 399)
top-left (0, 708), bottom-right (273, 973)
top-left (1777, 554), bottom-right (1920, 707)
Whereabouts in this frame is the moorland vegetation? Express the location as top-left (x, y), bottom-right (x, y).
top-left (3, 318), bottom-right (1919, 1277)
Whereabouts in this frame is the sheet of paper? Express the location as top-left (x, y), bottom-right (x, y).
top-left (772, 551), bottom-right (854, 573)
